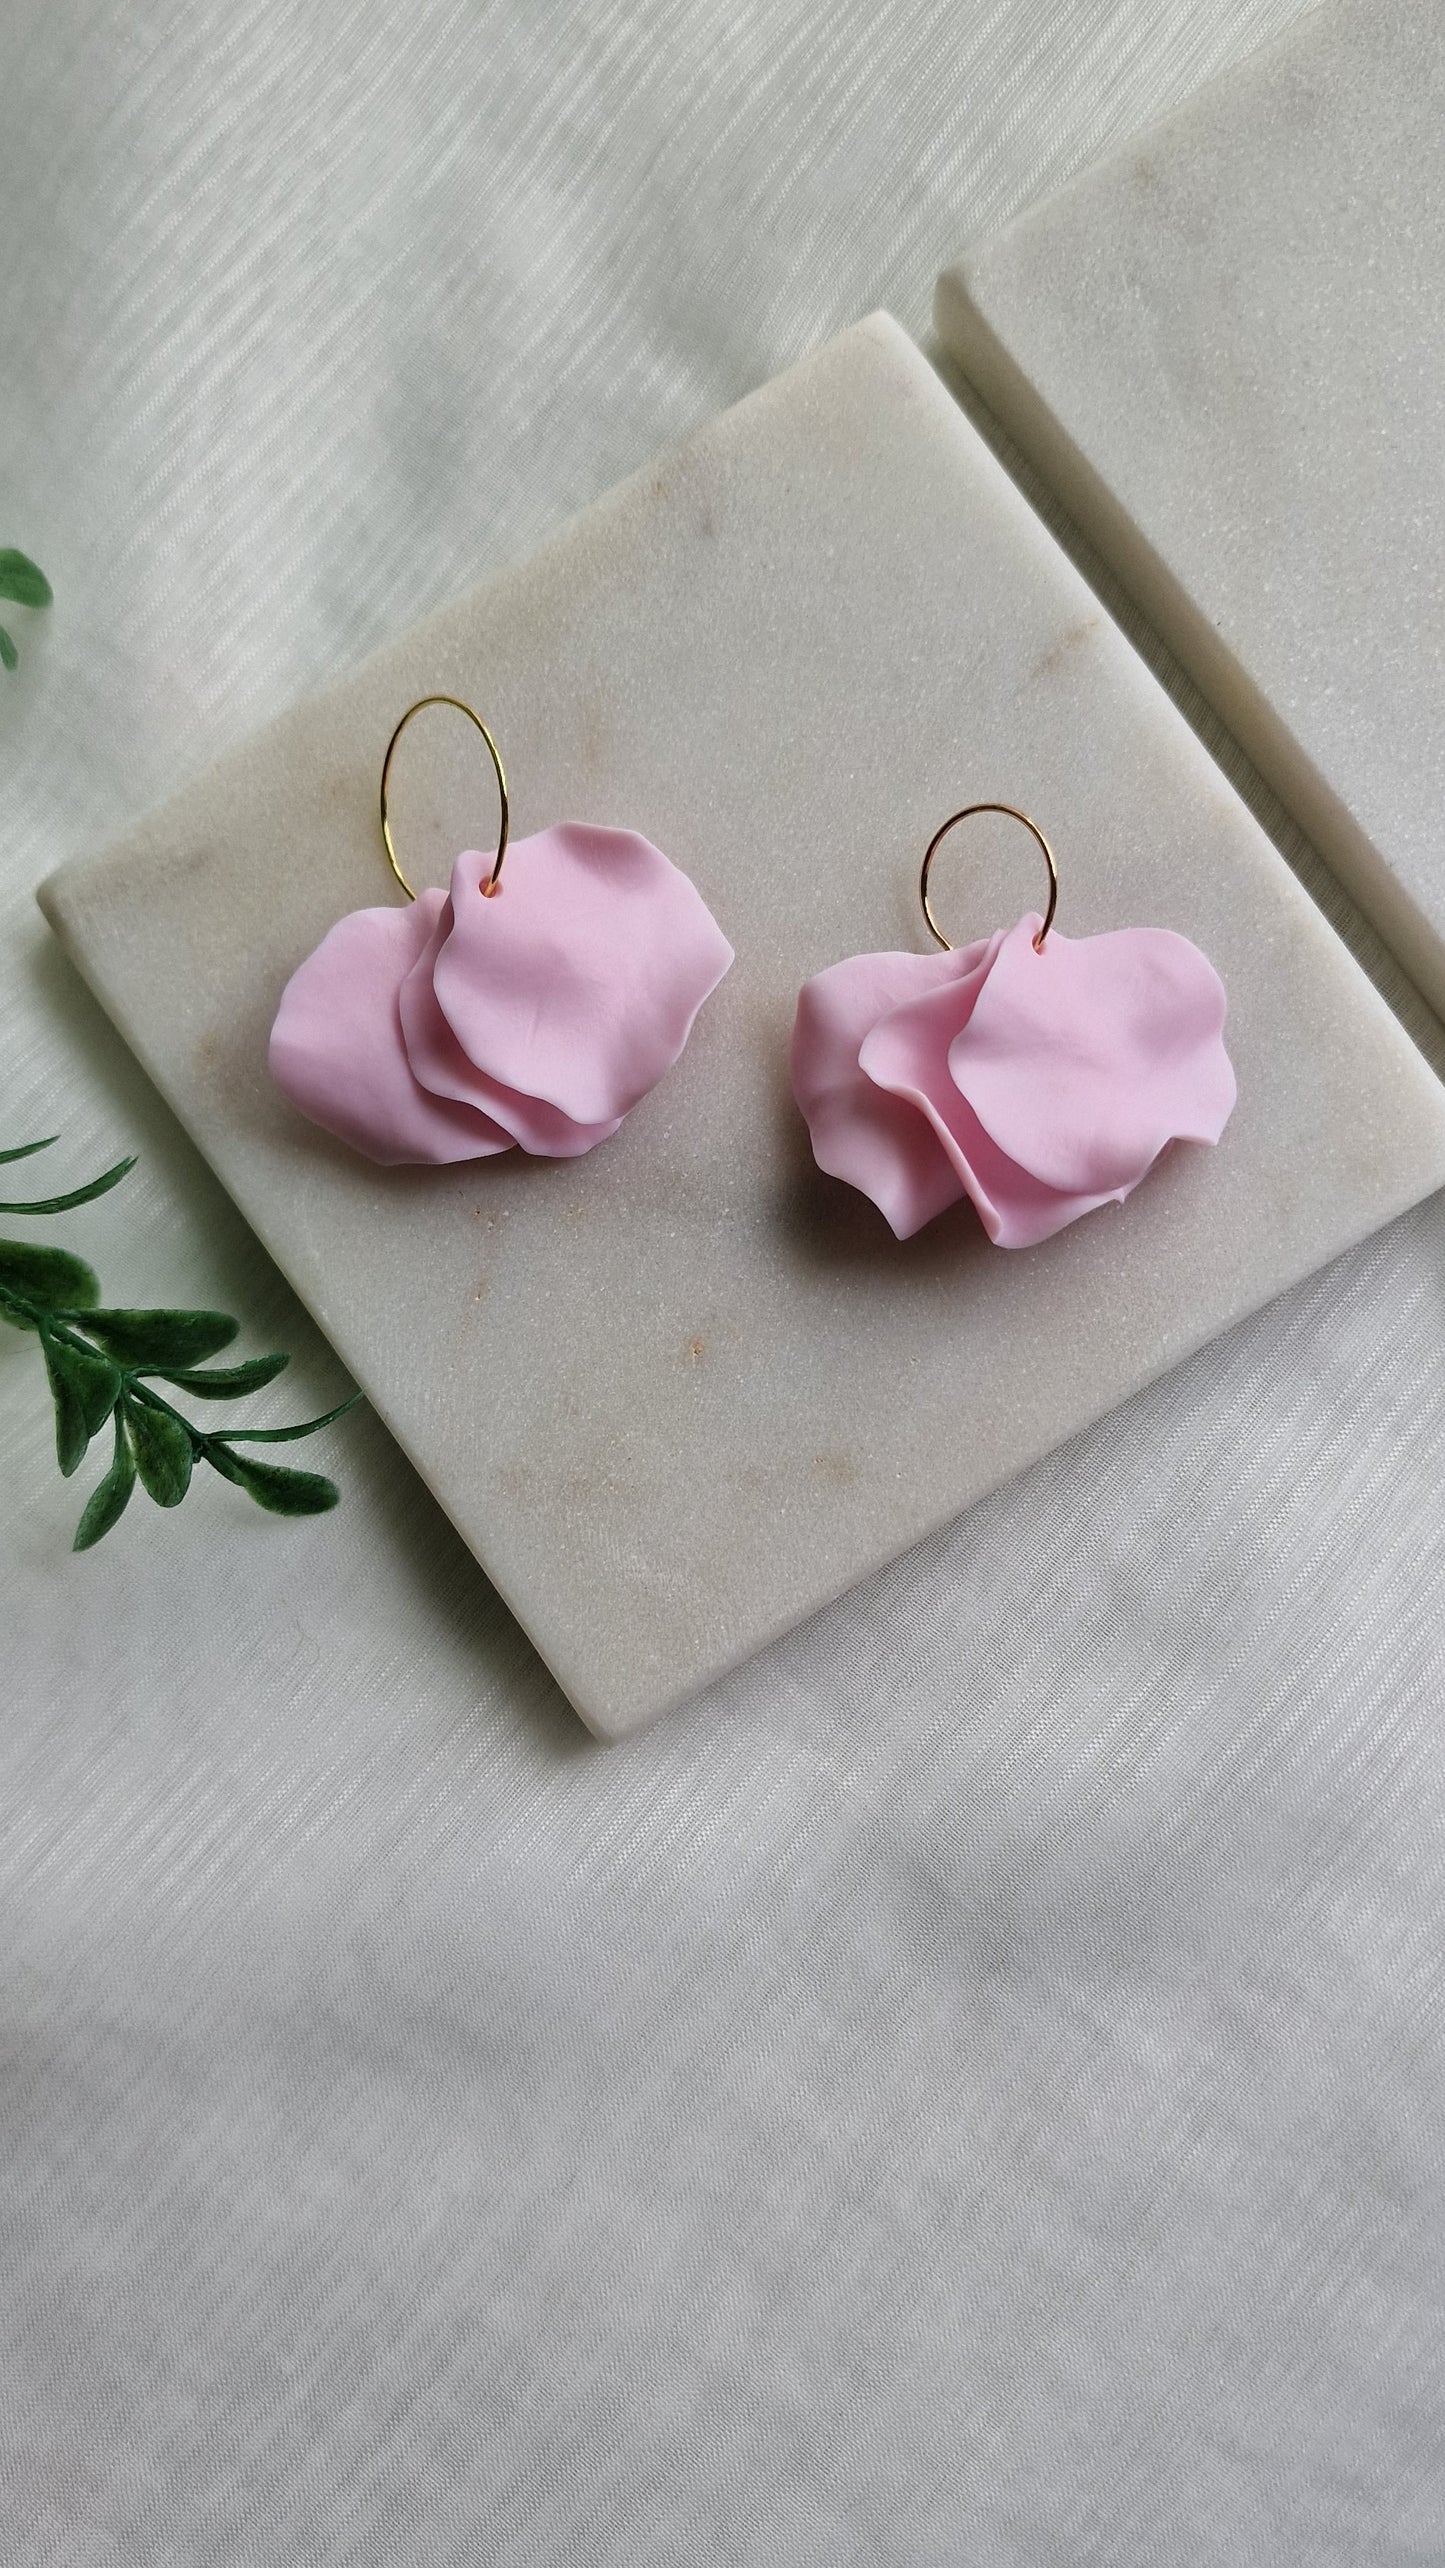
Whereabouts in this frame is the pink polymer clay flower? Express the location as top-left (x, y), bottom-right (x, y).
top-left (791, 912), bottom-right (1235, 1248)
top-left (269, 824), bottom-right (733, 1165)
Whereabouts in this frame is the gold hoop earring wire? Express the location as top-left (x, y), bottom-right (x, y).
top-left (379, 695), bottom-right (510, 902)
top-left (920, 803), bottom-right (1058, 955)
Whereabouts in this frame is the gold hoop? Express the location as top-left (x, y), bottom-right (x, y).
top-left (379, 695), bottom-right (510, 902)
top-left (920, 803), bottom-right (1059, 955)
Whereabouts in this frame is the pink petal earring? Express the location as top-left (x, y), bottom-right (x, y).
top-left (269, 695), bottom-right (734, 1165)
top-left (790, 801), bottom-right (1235, 1248)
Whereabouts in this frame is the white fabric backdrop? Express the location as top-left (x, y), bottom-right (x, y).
top-left (6, 2), bottom-right (1445, 2560)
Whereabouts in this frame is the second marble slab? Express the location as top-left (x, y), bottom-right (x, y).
top-left (937, 0), bottom-right (1445, 1015)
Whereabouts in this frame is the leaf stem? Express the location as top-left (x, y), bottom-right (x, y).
top-left (126, 1370), bottom-right (361, 1467)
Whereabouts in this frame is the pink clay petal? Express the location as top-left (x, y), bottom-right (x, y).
top-left (431, 826), bottom-right (733, 1126)
top-left (860, 973), bottom-right (1126, 1247)
top-left (268, 895), bottom-right (514, 1166)
top-left (790, 945), bottom-right (995, 1239)
top-left (398, 896), bottom-right (622, 1157)
top-left (949, 913), bottom-right (1237, 1194)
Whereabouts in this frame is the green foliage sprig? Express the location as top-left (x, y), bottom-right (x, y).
top-left (0, 549), bottom-right (52, 670)
top-left (1, 1136), bottom-right (360, 1549)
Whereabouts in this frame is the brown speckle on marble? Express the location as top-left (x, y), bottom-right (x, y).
top-left (1032, 614), bottom-right (1101, 679)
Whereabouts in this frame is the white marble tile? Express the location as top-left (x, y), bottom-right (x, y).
top-left (38, 316), bottom-right (1445, 1738)
top-left (936, 0), bottom-right (1445, 1013)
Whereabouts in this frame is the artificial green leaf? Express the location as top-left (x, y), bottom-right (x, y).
top-left (214, 1391), bottom-right (362, 1444)
top-left (63, 1336), bottom-right (124, 1437)
top-left (0, 1153), bottom-right (136, 1216)
top-left (0, 627), bottom-right (16, 673)
top-left (3, 1093), bottom-right (357, 1544)
top-left (124, 1394), bottom-right (194, 1506)
top-left (82, 1306), bottom-right (239, 1367)
top-left (40, 1326), bottom-right (122, 1474)
top-left (0, 1238), bottom-right (101, 1320)
top-left (73, 1413), bottom-right (137, 1551)
top-left (205, 1444), bottom-right (339, 1515)
top-left (0, 550), bottom-right (52, 608)
top-left (41, 1330), bottom-right (91, 1477)
top-left (159, 1352), bottom-right (290, 1398)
